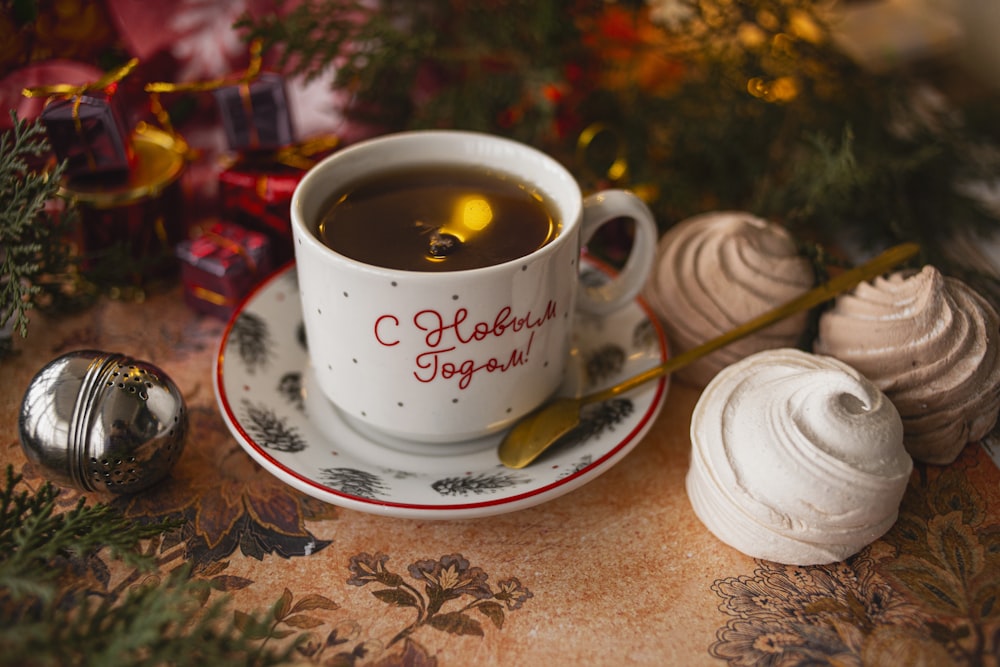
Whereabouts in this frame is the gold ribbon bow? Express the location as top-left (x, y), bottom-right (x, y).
top-left (273, 135), bottom-right (341, 170)
top-left (145, 40), bottom-right (265, 146)
top-left (21, 58), bottom-right (140, 101)
top-left (144, 39), bottom-right (263, 96)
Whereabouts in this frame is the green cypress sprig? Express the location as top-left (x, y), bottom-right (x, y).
top-left (0, 467), bottom-right (295, 666)
top-left (0, 466), bottom-right (176, 603)
top-left (0, 111), bottom-right (80, 342)
top-left (1, 564), bottom-right (296, 667)
top-left (235, 0), bottom-right (591, 142)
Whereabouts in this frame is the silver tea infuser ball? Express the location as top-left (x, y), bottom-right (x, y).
top-left (19, 350), bottom-right (187, 494)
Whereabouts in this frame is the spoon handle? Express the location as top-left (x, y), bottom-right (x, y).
top-left (579, 242), bottom-right (920, 406)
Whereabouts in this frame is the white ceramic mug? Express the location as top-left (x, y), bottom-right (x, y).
top-left (291, 130), bottom-right (657, 445)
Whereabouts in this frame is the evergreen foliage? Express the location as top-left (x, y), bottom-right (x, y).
top-left (0, 112), bottom-right (81, 341)
top-left (0, 466), bottom-right (295, 667)
top-left (239, 0), bottom-right (1000, 287)
top-left (6, 1), bottom-right (1000, 327)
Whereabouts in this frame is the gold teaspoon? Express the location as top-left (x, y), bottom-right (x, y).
top-left (498, 242), bottom-right (921, 469)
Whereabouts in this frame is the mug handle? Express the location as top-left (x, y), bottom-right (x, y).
top-left (577, 189), bottom-right (658, 315)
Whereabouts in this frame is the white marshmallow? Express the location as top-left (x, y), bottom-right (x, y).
top-left (687, 348), bottom-right (912, 565)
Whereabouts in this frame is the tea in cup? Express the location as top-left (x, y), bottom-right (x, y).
top-left (317, 164), bottom-right (559, 272)
top-left (291, 130), bottom-right (657, 445)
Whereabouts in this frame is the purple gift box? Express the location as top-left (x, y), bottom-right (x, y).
top-left (177, 221), bottom-right (273, 319)
top-left (213, 72), bottom-right (294, 152)
top-left (40, 93), bottom-right (133, 179)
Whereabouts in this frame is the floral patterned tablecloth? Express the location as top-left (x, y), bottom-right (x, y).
top-left (2, 284), bottom-right (998, 666)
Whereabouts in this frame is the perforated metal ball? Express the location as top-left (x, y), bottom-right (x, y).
top-left (19, 350), bottom-right (187, 494)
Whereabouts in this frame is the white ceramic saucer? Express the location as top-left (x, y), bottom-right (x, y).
top-left (214, 260), bottom-right (669, 519)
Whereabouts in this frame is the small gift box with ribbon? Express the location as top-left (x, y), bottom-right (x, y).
top-left (24, 59), bottom-right (139, 180)
top-left (213, 71), bottom-right (294, 152)
top-left (218, 159), bottom-right (302, 265)
top-left (146, 40), bottom-right (337, 264)
top-left (24, 61), bottom-right (192, 287)
top-left (146, 39), bottom-right (293, 153)
top-left (218, 135), bottom-right (340, 264)
top-left (176, 221), bottom-right (273, 319)
top-left (41, 94), bottom-right (133, 179)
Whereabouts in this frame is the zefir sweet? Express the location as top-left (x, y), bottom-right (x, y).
top-left (814, 265), bottom-right (1000, 465)
top-left (687, 348), bottom-right (912, 566)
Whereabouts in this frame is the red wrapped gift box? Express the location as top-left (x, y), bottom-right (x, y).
top-left (217, 136), bottom-right (340, 265)
top-left (177, 221), bottom-right (273, 319)
top-left (217, 159), bottom-right (303, 265)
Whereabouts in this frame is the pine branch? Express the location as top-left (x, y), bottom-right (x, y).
top-left (0, 467), bottom-right (295, 666)
top-left (1, 565), bottom-right (295, 667)
top-left (0, 466), bottom-right (177, 603)
top-left (236, 0), bottom-right (592, 137)
top-left (0, 111), bottom-right (80, 341)
top-left (236, 0), bottom-right (431, 128)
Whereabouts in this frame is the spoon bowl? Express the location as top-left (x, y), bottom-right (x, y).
top-left (498, 243), bottom-right (921, 469)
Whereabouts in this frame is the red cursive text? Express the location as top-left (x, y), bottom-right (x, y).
top-left (373, 301), bottom-right (558, 389)
top-left (412, 302), bottom-right (557, 349)
top-left (414, 331), bottom-right (535, 388)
